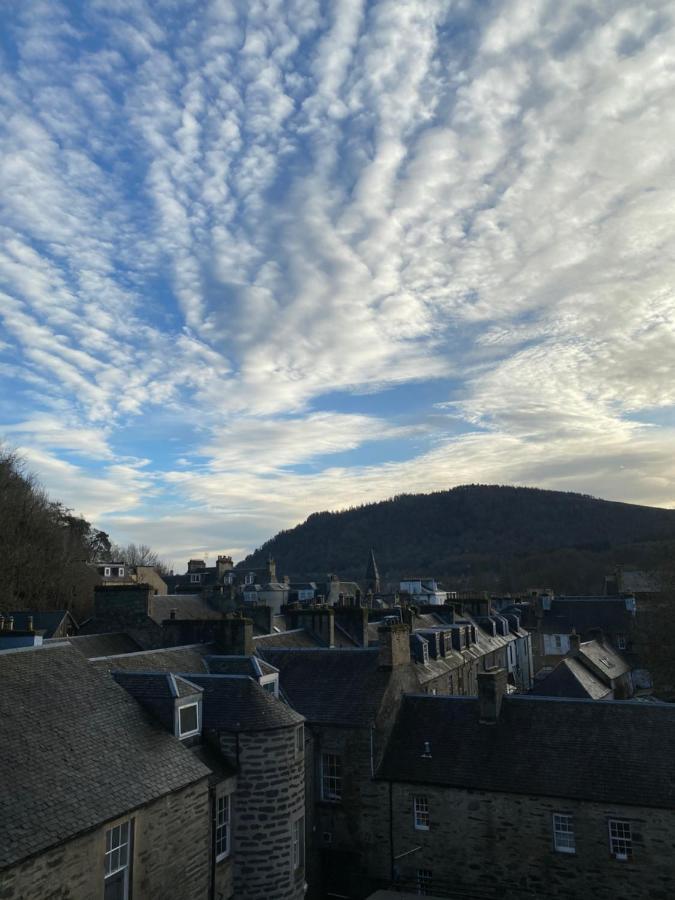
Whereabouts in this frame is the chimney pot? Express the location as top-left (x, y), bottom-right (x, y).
top-left (27, 615), bottom-right (34, 632)
top-left (7, 616), bottom-right (14, 632)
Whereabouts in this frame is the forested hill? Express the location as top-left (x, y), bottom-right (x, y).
top-left (239, 485), bottom-right (675, 594)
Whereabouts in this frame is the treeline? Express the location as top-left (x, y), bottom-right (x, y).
top-left (0, 448), bottom-right (109, 618)
top-left (0, 449), bottom-right (169, 620)
top-left (240, 485), bottom-right (675, 593)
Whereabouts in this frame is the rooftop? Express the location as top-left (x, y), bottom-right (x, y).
top-left (0, 644), bottom-right (210, 870)
top-left (378, 693), bottom-right (675, 808)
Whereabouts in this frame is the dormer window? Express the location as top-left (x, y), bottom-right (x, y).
top-left (118, 567), bottom-right (125, 577)
top-left (104, 567), bottom-right (111, 577)
top-left (260, 674), bottom-right (279, 697)
top-left (190, 573), bottom-right (202, 583)
top-left (245, 574), bottom-right (255, 585)
top-left (178, 702), bottom-right (200, 738)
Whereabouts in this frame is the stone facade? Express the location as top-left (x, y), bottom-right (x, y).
top-left (218, 724), bottom-right (306, 900)
top-left (0, 780), bottom-right (211, 900)
top-left (365, 781), bottom-right (675, 900)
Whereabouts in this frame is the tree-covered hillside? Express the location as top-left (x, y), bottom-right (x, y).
top-left (0, 448), bottom-right (107, 617)
top-left (239, 485), bottom-right (675, 593)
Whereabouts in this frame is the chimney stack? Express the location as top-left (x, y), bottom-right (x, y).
top-left (477, 667), bottom-right (507, 724)
top-left (214, 615), bottom-right (254, 656)
top-left (378, 623), bottom-right (411, 669)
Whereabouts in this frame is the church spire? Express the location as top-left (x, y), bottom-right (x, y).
top-left (365, 548), bottom-right (380, 594)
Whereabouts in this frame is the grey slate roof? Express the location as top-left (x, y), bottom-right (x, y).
top-left (91, 644), bottom-right (212, 673)
top-left (184, 675), bottom-right (304, 732)
top-left (539, 598), bottom-right (633, 636)
top-left (4, 609), bottom-right (74, 639)
top-left (57, 632), bottom-right (142, 658)
top-left (0, 644), bottom-right (211, 870)
top-left (378, 693), bottom-right (675, 808)
top-left (205, 655), bottom-right (278, 677)
top-left (148, 594), bottom-right (224, 624)
top-left (578, 639), bottom-right (631, 678)
top-left (254, 628), bottom-right (321, 649)
top-left (258, 648), bottom-right (391, 726)
top-left (530, 657), bottom-right (611, 700)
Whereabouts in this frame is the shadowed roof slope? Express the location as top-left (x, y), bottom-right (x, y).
top-left (377, 694), bottom-right (675, 808)
top-left (531, 657), bottom-right (611, 700)
top-left (257, 648), bottom-right (390, 726)
top-left (90, 644), bottom-right (212, 673)
top-left (0, 644), bottom-right (210, 870)
top-left (185, 675), bottom-right (304, 732)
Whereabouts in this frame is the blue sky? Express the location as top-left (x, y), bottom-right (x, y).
top-left (1, 0), bottom-right (675, 569)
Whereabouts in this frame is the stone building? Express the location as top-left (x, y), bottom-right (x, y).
top-left (531, 635), bottom-right (633, 700)
top-left (0, 643), bottom-right (213, 900)
top-left (92, 617), bottom-right (307, 900)
top-left (370, 668), bottom-right (675, 899)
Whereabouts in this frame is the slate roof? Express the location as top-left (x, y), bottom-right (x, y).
top-left (56, 632), bottom-right (142, 658)
top-left (378, 693), bottom-right (675, 808)
top-left (254, 629), bottom-right (321, 649)
top-left (90, 644), bottom-right (212, 673)
top-left (148, 594), bottom-right (224, 624)
top-left (184, 675), bottom-right (304, 732)
top-left (578, 639), bottom-right (631, 678)
top-left (204, 655), bottom-right (278, 677)
top-left (530, 657), bottom-right (611, 700)
top-left (0, 644), bottom-right (211, 870)
top-left (3, 609), bottom-right (74, 639)
top-left (257, 648), bottom-right (391, 726)
top-left (539, 598), bottom-right (633, 635)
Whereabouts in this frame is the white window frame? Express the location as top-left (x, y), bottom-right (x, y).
top-left (552, 813), bottom-right (576, 853)
top-left (190, 573), bottom-right (202, 583)
top-left (215, 794), bottom-right (230, 862)
top-left (609, 819), bottom-right (632, 860)
top-left (416, 868), bottom-right (433, 895)
top-left (105, 819), bottom-right (132, 896)
top-left (292, 815), bottom-right (305, 871)
top-left (118, 567), bottom-right (125, 577)
top-left (104, 567), bottom-right (111, 577)
top-left (413, 795), bottom-right (430, 831)
top-left (260, 674), bottom-right (279, 697)
top-left (320, 752), bottom-right (342, 801)
top-left (178, 702), bottom-right (200, 738)
top-left (244, 573), bottom-right (255, 585)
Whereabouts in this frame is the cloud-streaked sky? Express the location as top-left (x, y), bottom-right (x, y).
top-left (2, 0), bottom-right (675, 568)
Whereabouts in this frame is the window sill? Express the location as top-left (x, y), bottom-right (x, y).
top-left (216, 853), bottom-right (231, 864)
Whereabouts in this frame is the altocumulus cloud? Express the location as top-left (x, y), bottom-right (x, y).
top-left (1, 0), bottom-right (675, 564)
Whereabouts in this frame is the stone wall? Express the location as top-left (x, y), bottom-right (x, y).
top-left (366, 781), bottom-right (675, 900)
top-left (221, 725), bottom-right (305, 900)
top-left (0, 779), bottom-right (211, 900)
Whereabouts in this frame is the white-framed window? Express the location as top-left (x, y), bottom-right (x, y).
top-left (292, 815), bottom-right (305, 871)
top-left (178, 702), bottom-right (200, 738)
top-left (244, 573), bottom-right (255, 585)
top-left (413, 795), bottom-right (430, 830)
top-left (321, 752), bottom-right (342, 801)
top-left (416, 869), bottom-right (433, 895)
top-left (118, 567), bottom-right (125, 577)
top-left (552, 813), bottom-right (576, 853)
top-left (553, 635), bottom-right (563, 650)
top-left (105, 819), bottom-right (132, 899)
top-left (104, 567), bottom-right (111, 577)
top-left (615, 633), bottom-right (627, 650)
top-left (295, 724), bottom-right (304, 754)
top-left (609, 819), bottom-right (632, 860)
top-left (190, 573), bottom-right (202, 583)
top-left (215, 795), bottom-right (230, 861)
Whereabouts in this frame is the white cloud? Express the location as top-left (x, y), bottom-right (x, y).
top-left (1, 0), bottom-right (675, 566)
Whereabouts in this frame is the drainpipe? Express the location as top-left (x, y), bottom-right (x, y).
top-left (209, 784), bottom-right (216, 900)
top-left (388, 781), bottom-right (394, 885)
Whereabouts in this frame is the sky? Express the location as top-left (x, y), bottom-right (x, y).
top-left (1, 0), bottom-right (675, 569)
